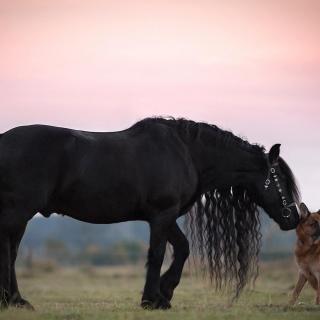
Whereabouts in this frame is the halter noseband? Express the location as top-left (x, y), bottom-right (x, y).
top-left (264, 162), bottom-right (296, 218)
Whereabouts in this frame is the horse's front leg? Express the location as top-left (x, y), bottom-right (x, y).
top-left (141, 215), bottom-right (174, 310)
top-left (160, 222), bottom-right (189, 301)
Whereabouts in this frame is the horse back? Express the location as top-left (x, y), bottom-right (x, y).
top-left (0, 124), bottom-right (198, 222)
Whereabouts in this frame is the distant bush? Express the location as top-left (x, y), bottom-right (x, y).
top-left (45, 238), bottom-right (71, 262)
top-left (75, 240), bottom-right (147, 266)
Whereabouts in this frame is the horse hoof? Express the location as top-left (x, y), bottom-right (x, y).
top-left (141, 300), bottom-right (154, 310)
top-left (11, 299), bottom-right (35, 310)
top-left (141, 295), bottom-right (171, 310)
top-left (0, 302), bottom-right (9, 310)
top-left (156, 296), bottom-right (171, 309)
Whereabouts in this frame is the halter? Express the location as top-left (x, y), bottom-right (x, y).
top-left (264, 162), bottom-right (296, 218)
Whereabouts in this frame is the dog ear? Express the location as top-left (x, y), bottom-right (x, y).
top-left (268, 144), bottom-right (281, 164)
top-left (300, 202), bottom-right (310, 218)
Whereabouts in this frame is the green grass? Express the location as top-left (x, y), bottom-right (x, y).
top-left (1, 261), bottom-right (319, 320)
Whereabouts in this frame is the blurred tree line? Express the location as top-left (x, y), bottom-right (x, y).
top-left (19, 216), bottom-right (149, 266)
top-left (18, 213), bottom-right (296, 267)
top-left (43, 238), bottom-right (147, 266)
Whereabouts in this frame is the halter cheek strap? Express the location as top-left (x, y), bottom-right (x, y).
top-left (264, 162), bottom-right (297, 218)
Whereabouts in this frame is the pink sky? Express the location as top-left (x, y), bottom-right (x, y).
top-left (0, 0), bottom-right (319, 207)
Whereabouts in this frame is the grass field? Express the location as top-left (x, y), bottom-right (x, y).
top-left (1, 260), bottom-right (319, 320)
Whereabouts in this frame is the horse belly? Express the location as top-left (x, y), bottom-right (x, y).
top-left (52, 184), bottom-right (141, 224)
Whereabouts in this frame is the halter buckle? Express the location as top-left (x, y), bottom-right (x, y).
top-left (282, 207), bottom-right (291, 218)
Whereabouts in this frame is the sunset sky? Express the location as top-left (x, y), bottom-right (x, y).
top-left (0, 0), bottom-right (319, 207)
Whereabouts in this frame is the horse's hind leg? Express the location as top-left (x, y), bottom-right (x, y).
top-left (0, 203), bottom-right (35, 310)
top-left (9, 224), bottom-right (34, 309)
top-left (160, 222), bottom-right (189, 301)
top-left (0, 230), bottom-right (11, 309)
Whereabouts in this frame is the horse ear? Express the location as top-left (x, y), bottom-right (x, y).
top-left (300, 202), bottom-right (310, 218)
top-left (268, 144), bottom-right (281, 164)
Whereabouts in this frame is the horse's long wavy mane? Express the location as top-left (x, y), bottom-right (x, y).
top-left (277, 157), bottom-right (300, 203)
top-left (184, 189), bottom-right (261, 299)
top-left (133, 116), bottom-right (265, 154)
top-left (133, 117), bottom-right (299, 298)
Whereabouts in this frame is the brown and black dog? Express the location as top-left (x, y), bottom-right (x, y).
top-left (290, 203), bottom-right (320, 305)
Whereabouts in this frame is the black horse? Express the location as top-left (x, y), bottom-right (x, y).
top-left (0, 117), bottom-right (300, 310)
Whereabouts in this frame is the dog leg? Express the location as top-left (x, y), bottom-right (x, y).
top-left (289, 273), bottom-right (307, 305)
top-left (316, 276), bottom-right (320, 305)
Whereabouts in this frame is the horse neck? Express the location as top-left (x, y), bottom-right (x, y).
top-left (189, 139), bottom-right (266, 192)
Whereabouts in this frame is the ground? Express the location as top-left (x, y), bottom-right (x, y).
top-left (1, 260), bottom-right (319, 320)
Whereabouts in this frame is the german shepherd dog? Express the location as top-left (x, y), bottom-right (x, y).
top-left (290, 203), bottom-right (320, 305)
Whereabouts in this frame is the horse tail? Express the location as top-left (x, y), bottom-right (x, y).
top-left (185, 188), bottom-right (262, 300)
